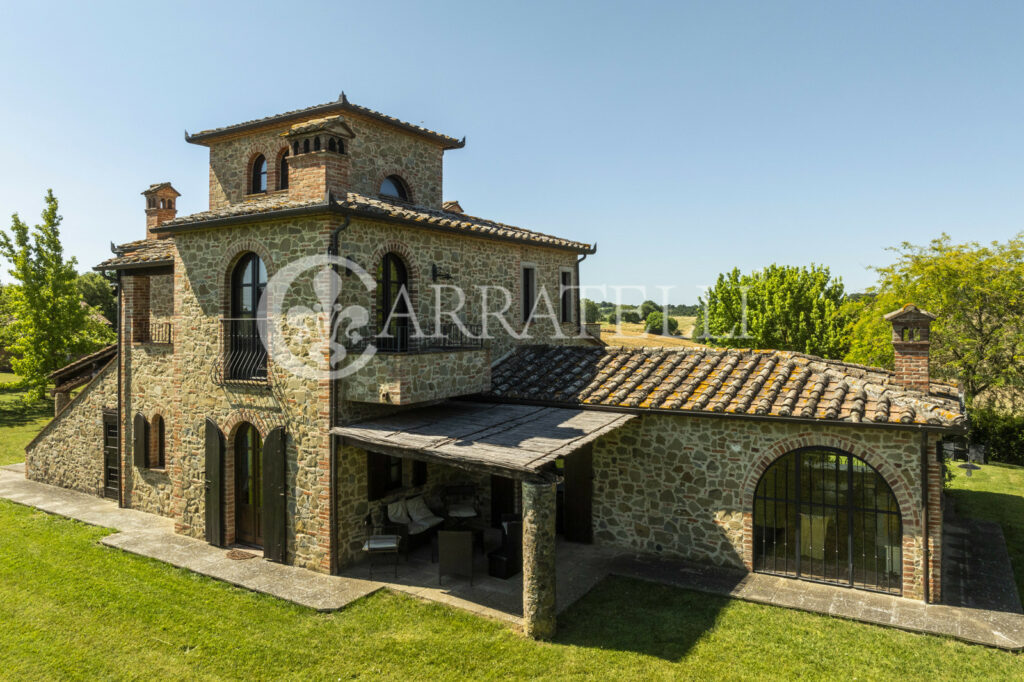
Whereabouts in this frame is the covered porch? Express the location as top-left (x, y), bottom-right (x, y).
top-left (332, 401), bottom-right (636, 638)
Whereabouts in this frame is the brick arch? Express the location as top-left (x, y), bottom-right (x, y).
top-left (375, 170), bottom-right (415, 204)
top-left (742, 433), bottom-right (919, 530)
top-left (146, 411), bottom-right (167, 469)
top-left (218, 240), bottom-right (276, 317)
top-left (220, 411), bottom-right (273, 442)
top-left (369, 241), bottom-right (421, 325)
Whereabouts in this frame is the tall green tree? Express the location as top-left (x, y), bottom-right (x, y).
top-left (0, 190), bottom-right (113, 399)
top-left (844, 234), bottom-right (1024, 405)
top-left (76, 271), bottom-right (117, 326)
top-left (694, 264), bottom-right (848, 359)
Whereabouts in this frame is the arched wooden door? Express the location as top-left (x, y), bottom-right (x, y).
top-left (752, 447), bottom-right (903, 594)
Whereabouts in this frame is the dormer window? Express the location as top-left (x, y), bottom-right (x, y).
top-left (251, 155), bottom-right (267, 194)
top-left (380, 175), bottom-right (409, 201)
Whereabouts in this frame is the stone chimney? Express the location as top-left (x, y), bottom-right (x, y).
top-left (884, 304), bottom-right (937, 392)
top-left (142, 183), bottom-right (180, 239)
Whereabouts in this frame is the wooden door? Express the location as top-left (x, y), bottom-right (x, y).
top-left (562, 447), bottom-right (593, 543)
top-left (261, 427), bottom-right (286, 563)
top-left (235, 424), bottom-right (263, 547)
top-left (490, 475), bottom-right (516, 528)
top-left (102, 411), bottom-right (119, 500)
top-left (204, 418), bottom-right (225, 547)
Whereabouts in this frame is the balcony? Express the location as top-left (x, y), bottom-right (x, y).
top-left (343, 323), bottom-right (490, 405)
top-left (216, 318), bottom-right (269, 385)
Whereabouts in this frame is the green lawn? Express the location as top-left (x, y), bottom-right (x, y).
top-left (947, 462), bottom-right (1024, 607)
top-left (0, 372), bottom-right (52, 467)
top-left (0, 500), bottom-right (1020, 680)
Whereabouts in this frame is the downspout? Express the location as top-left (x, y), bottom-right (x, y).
top-left (575, 248), bottom-right (591, 336)
top-left (327, 211), bottom-right (351, 574)
top-left (116, 271), bottom-right (124, 508)
top-left (920, 431), bottom-right (930, 603)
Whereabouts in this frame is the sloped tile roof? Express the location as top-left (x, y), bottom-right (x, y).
top-left (486, 346), bottom-right (965, 429)
top-left (95, 238), bottom-right (176, 270)
top-left (185, 93), bottom-right (464, 149)
top-left (151, 192), bottom-right (594, 253)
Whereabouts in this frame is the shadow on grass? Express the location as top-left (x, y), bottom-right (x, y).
top-left (555, 575), bottom-right (726, 661)
top-left (0, 399), bottom-right (51, 429)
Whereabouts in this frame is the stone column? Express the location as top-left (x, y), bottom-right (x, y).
top-left (521, 478), bottom-right (557, 639)
top-left (54, 390), bottom-right (70, 416)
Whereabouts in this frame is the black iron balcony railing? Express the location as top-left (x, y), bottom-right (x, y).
top-left (218, 318), bottom-right (269, 384)
top-left (345, 322), bottom-right (484, 354)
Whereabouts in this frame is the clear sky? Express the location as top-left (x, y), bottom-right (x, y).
top-left (1, 1), bottom-right (1022, 304)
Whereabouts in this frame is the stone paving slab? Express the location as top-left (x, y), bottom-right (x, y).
top-left (610, 554), bottom-right (1024, 650)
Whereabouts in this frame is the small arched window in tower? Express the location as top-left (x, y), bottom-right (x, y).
top-left (150, 414), bottom-right (166, 468)
top-left (278, 151), bottom-right (289, 190)
top-left (313, 136), bottom-right (321, 152)
top-left (336, 138), bottom-right (345, 154)
top-left (328, 138), bottom-right (336, 152)
top-left (251, 155), bottom-right (268, 193)
top-left (292, 141), bottom-right (299, 155)
top-left (169, 199), bottom-right (174, 209)
top-left (379, 175), bottom-right (409, 201)
top-left (303, 139), bottom-right (310, 154)
top-left (160, 199), bottom-right (166, 209)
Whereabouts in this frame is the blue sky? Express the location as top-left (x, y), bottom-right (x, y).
top-left (1, 1), bottom-right (1022, 304)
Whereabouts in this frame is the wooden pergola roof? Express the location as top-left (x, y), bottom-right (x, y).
top-left (332, 402), bottom-right (635, 480)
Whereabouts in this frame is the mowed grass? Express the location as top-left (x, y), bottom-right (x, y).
top-left (947, 462), bottom-right (1024, 607)
top-left (0, 372), bottom-right (52, 467)
top-left (0, 500), bottom-right (1021, 680)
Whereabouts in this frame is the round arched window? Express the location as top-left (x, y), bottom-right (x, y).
top-left (379, 175), bottom-right (408, 200)
top-left (251, 155), bottom-right (267, 193)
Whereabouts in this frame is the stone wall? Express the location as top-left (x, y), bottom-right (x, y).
top-left (205, 112), bottom-right (445, 210)
top-left (25, 360), bottom-right (116, 495)
top-left (590, 413), bottom-right (943, 601)
top-left (123, 340), bottom-right (175, 519)
top-left (343, 348), bottom-right (491, 405)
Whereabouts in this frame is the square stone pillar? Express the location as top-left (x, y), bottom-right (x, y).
top-left (521, 478), bottom-right (557, 639)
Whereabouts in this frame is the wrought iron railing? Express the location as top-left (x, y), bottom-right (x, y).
top-left (345, 322), bottom-right (484, 354)
top-left (218, 318), bottom-right (269, 384)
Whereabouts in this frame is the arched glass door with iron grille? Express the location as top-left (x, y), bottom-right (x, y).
top-left (377, 253), bottom-right (409, 352)
top-left (228, 253), bottom-right (268, 380)
top-left (752, 447), bottom-right (902, 594)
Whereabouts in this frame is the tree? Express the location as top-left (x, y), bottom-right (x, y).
top-left (0, 190), bottom-right (114, 399)
top-left (77, 271), bottom-right (117, 326)
top-left (844, 234), bottom-right (1024, 405)
top-left (645, 311), bottom-right (679, 335)
top-left (581, 298), bottom-right (601, 324)
top-left (693, 264), bottom-right (848, 359)
top-left (639, 299), bottom-right (663, 320)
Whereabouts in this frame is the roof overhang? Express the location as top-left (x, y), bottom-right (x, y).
top-left (331, 402), bottom-right (636, 480)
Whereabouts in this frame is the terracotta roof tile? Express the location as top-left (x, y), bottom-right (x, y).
top-left (185, 93), bottom-right (464, 149)
top-left (487, 346), bottom-right (965, 429)
top-left (95, 238), bottom-right (176, 270)
top-left (152, 192), bottom-right (594, 253)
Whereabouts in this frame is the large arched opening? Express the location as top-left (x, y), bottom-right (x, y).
top-left (752, 447), bottom-right (902, 594)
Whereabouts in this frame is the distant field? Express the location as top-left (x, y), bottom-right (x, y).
top-left (599, 318), bottom-right (704, 350)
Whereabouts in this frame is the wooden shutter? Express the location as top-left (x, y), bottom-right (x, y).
top-left (133, 413), bottom-right (148, 469)
top-left (262, 426), bottom-right (287, 563)
top-left (204, 418), bottom-right (225, 547)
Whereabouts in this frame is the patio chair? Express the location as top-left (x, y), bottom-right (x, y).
top-left (438, 530), bottom-right (474, 585)
top-left (442, 485), bottom-right (479, 522)
top-left (385, 496), bottom-right (444, 555)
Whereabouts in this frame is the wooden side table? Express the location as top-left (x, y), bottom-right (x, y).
top-left (362, 534), bottom-right (401, 580)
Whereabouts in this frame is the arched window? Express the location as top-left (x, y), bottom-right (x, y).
top-left (335, 138), bottom-right (344, 154)
top-left (251, 155), bottom-right (268, 193)
top-left (228, 253), bottom-right (268, 380)
top-left (379, 175), bottom-right (409, 201)
top-left (235, 422), bottom-right (263, 547)
top-left (160, 199), bottom-right (166, 209)
top-left (169, 199), bottom-right (174, 209)
top-left (278, 151), bottom-right (289, 190)
top-left (313, 136), bottom-right (321, 151)
top-left (328, 138), bottom-right (336, 152)
top-left (303, 139), bottom-right (310, 154)
top-left (377, 252), bottom-right (410, 352)
top-left (753, 447), bottom-right (902, 594)
top-left (151, 414), bottom-right (165, 468)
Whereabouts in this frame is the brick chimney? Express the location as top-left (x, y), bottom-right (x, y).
top-left (142, 183), bottom-right (180, 239)
top-left (282, 117), bottom-right (353, 202)
top-left (884, 304), bottom-right (937, 392)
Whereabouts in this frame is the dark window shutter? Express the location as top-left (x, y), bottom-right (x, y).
top-left (262, 427), bottom-right (287, 563)
top-left (133, 413), bottom-right (148, 469)
top-left (204, 418), bottom-right (225, 547)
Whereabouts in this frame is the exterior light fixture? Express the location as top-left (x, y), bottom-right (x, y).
top-left (432, 264), bottom-right (453, 282)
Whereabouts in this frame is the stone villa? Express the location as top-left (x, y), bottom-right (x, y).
top-left (25, 94), bottom-right (965, 638)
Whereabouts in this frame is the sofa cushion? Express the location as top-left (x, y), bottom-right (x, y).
top-left (406, 496), bottom-right (435, 523)
top-left (408, 516), bottom-right (444, 535)
top-left (447, 503), bottom-right (477, 518)
top-left (387, 499), bottom-right (411, 525)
